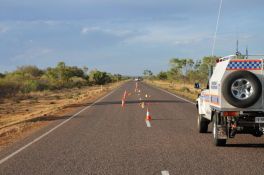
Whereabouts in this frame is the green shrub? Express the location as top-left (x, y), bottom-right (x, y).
top-left (0, 79), bottom-right (21, 97)
top-left (21, 80), bottom-right (39, 93)
top-left (20, 79), bottom-right (50, 93)
top-left (90, 71), bottom-right (111, 85)
top-left (69, 77), bottom-right (87, 88)
top-left (0, 63), bottom-right (117, 97)
top-left (157, 71), bottom-right (168, 80)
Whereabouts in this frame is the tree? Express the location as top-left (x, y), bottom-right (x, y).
top-left (0, 73), bottom-right (5, 78)
top-left (194, 60), bottom-right (202, 70)
top-left (185, 59), bottom-right (194, 75)
top-left (113, 74), bottom-right (122, 82)
top-left (170, 58), bottom-right (185, 71)
top-left (170, 58), bottom-right (194, 76)
top-left (13, 65), bottom-right (44, 78)
top-left (198, 56), bottom-right (220, 80)
top-left (91, 71), bottom-right (111, 85)
top-left (143, 70), bottom-right (153, 77)
top-left (67, 66), bottom-right (85, 78)
top-left (157, 71), bottom-right (168, 80)
top-left (169, 58), bottom-right (186, 81)
top-left (44, 62), bottom-right (86, 88)
top-left (201, 56), bottom-right (219, 66)
top-left (167, 67), bottom-right (180, 80)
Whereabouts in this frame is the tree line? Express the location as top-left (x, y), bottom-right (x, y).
top-left (0, 62), bottom-right (125, 98)
top-left (145, 56), bottom-right (219, 85)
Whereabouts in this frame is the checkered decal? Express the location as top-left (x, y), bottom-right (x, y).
top-left (226, 60), bottom-right (262, 70)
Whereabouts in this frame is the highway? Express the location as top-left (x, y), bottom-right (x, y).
top-left (0, 81), bottom-right (264, 175)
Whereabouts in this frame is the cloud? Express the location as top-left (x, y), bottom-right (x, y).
top-left (0, 25), bottom-right (8, 33)
top-left (80, 24), bottom-right (210, 47)
top-left (123, 26), bottom-right (208, 46)
top-left (11, 47), bottom-right (53, 63)
top-left (81, 26), bottom-right (138, 37)
top-left (81, 27), bottom-right (100, 34)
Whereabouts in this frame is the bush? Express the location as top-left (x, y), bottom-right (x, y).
top-left (16, 65), bottom-right (44, 78)
top-left (91, 71), bottom-right (111, 85)
top-left (44, 62), bottom-right (85, 85)
top-left (157, 71), bottom-right (168, 80)
top-left (69, 77), bottom-right (87, 88)
top-left (21, 80), bottom-right (40, 93)
top-left (0, 79), bottom-right (21, 97)
top-left (0, 73), bottom-right (5, 78)
top-left (0, 63), bottom-right (117, 97)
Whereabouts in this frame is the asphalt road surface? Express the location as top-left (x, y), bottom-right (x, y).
top-left (1, 81), bottom-right (264, 175)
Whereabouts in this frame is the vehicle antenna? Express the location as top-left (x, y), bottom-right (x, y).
top-left (211, 0), bottom-right (223, 59)
top-left (246, 46), bottom-right (249, 59)
top-left (236, 40), bottom-right (241, 56)
top-left (209, 0), bottom-right (223, 79)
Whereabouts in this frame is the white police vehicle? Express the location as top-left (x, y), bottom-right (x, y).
top-left (196, 54), bottom-right (264, 146)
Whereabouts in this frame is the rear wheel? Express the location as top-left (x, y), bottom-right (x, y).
top-left (213, 113), bottom-right (226, 146)
top-left (198, 114), bottom-right (209, 133)
top-left (222, 71), bottom-right (261, 108)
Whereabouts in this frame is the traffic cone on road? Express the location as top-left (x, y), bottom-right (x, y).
top-left (141, 102), bottom-right (145, 109)
top-left (145, 108), bottom-right (152, 121)
top-left (121, 98), bottom-right (125, 108)
top-left (123, 90), bottom-right (127, 99)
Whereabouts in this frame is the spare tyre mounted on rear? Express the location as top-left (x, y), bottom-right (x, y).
top-left (222, 70), bottom-right (262, 108)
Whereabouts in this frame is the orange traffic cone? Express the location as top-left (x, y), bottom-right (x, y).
top-left (123, 90), bottom-right (127, 99)
top-left (145, 108), bottom-right (152, 120)
top-left (121, 98), bottom-right (125, 108)
top-left (141, 102), bottom-right (145, 109)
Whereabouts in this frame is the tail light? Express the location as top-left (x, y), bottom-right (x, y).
top-left (223, 111), bottom-right (239, 117)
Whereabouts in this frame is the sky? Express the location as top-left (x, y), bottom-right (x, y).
top-left (0, 0), bottom-right (264, 75)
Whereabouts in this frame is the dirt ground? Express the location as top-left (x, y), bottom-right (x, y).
top-left (0, 82), bottom-right (124, 150)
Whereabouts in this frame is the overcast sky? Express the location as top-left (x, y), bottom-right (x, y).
top-left (0, 0), bottom-right (263, 75)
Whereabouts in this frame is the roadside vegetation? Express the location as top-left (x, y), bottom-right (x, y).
top-left (0, 62), bottom-right (127, 149)
top-left (0, 62), bottom-right (125, 98)
top-left (144, 56), bottom-right (219, 101)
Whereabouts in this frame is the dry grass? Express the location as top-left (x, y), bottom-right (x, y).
top-left (145, 80), bottom-right (201, 101)
top-left (0, 82), bottom-right (124, 150)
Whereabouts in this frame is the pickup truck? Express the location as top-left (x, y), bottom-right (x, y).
top-left (196, 55), bottom-right (264, 146)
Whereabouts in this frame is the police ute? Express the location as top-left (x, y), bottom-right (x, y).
top-left (196, 54), bottom-right (264, 146)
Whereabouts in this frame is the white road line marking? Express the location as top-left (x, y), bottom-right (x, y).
top-left (0, 86), bottom-right (122, 165)
top-left (161, 170), bottom-right (170, 175)
top-left (145, 120), bottom-right (151, 127)
top-left (147, 83), bottom-right (196, 105)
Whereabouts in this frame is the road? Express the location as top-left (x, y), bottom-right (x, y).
top-left (0, 81), bottom-right (264, 175)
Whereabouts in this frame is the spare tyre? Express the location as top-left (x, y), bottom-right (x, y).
top-left (222, 70), bottom-right (262, 108)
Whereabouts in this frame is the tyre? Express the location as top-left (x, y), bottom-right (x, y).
top-left (222, 70), bottom-right (261, 108)
top-left (213, 113), bottom-right (226, 146)
top-left (198, 114), bottom-right (209, 133)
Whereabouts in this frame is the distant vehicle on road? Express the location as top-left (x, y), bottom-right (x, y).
top-left (134, 77), bottom-right (142, 81)
top-left (196, 54), bottom-right (264, 146)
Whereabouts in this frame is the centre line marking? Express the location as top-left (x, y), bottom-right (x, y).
top-left (145, 120), bottom-right (151, 127)
top-left (161, 170), bottom-right (170, 175)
